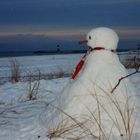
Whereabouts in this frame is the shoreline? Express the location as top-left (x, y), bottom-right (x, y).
top-left (0, 49), bottom-right (139, 58)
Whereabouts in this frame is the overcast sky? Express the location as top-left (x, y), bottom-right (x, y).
top-left (0, 0), bottom-right (140, 51)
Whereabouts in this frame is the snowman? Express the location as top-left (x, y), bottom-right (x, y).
top-left (46, 27), bottom-right (137, 140)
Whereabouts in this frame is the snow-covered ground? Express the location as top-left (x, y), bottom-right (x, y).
top-left (0, 52), bottom-right (139, 140)
top-left (0, 51), bottom-right (139, 83)
top-left (0, 54), bottom-right (83, 80)
top-left (0, 78), bottom-right (69, 140)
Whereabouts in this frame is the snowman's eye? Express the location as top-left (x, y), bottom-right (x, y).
top-left (89, 36), bottom-right (91, 40)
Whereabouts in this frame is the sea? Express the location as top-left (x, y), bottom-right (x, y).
top-left (0, 51), bottom-right (34, 58)
top-left (0, 50), bottom-right (87, 58)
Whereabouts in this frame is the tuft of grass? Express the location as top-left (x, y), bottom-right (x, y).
top-left (45, 80), bottom-right (137, 140)
top-left (121, 51), bottom-right (140, 69)
top-left (123, 58), bottom-right (140, 69)
top-left (9, 58), bottom-right (20, 83)
top-left (26, 71), bottom-right (41, 100)
top-left (47, 103), bottom-right (99, 140)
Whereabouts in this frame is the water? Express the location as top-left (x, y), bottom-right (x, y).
top-left (0, 51), bottom-right (34, 58)
top-left (0, 50), bottom-right (87, 58)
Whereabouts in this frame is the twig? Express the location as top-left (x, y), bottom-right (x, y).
top-left (111, 63), bottom-right (140, 93)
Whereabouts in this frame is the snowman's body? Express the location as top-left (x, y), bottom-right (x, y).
top-left (46, 27), bottom-right (137, 139)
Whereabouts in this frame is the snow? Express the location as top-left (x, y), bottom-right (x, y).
top-left (0, 53), bottom-right (139, 140)
top-left (86, 27), bottom-right (119, 50)
top-left (43, 27), bottom-right (140, 139)
top-left (0, 54), bottom-right (83, 84)
top-left (0, 78), bottom-right (70, 140)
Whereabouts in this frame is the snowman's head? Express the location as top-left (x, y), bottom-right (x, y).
top-left (80, 27), bottom-right (119, 50)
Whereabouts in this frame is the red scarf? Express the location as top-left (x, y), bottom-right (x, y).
top-left (71, 47), bottom-right (115, 80)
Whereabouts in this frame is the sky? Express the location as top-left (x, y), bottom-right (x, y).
top-left (0, 0), bottom-right (140, 52)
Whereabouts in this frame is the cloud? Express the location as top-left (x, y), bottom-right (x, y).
top-left (114, 27), bottom-right (140, 40)
top-left (0, 26), bottom-right (139, 51)
top-left (0, 26), bottom-right (140, 41)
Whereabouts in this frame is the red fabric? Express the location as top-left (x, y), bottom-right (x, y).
top-left (71, 59), bottom-right (85, 80)
top-left (93, 47), bottom-right (105, 51)
top-left (93, 47), bottom-right (115, 52)
top-left (71, 47), bottom-right (115, 80)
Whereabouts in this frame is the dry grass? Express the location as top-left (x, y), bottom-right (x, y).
top-left (26, 71), bottom-right (41, 100)
top-left (46, 81), bottom-right (137, 140)
top-left (9, 58), bottom-right (20, 83)
top-left (123, 58), bottom-right (140, 69)
top-left (47, 103), bottom-right (98, 140)
top-left (121, 51), bottom-right (140, 69)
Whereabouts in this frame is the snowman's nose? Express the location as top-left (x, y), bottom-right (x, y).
top-left (79, 40), bottom-right (88, 45)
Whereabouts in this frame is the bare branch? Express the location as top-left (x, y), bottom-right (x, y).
top-left (111, 63), bottom-right (140, 93)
